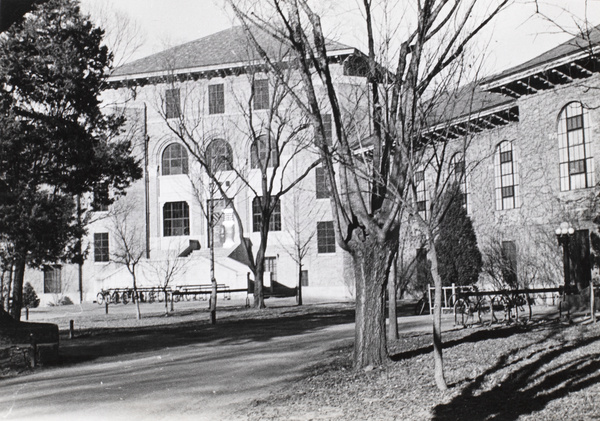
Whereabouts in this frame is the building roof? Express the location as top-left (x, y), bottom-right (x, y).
top-left (110, 25), bottom-right (356, 81)
top-left (481, 25), bottom-right (600, 96)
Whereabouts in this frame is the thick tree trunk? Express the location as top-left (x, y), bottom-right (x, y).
top-left (253, 271), bottom-right (266, 309)
top-left (253, 239), bottom-right (267, 309)
top-left (388, 257), bottom-right (398, 340)
top-left (353, 238), bottom-right (397, 368)
top-left (9, 257), bottom-right (26, 321)
top-left (427, 239), bottom-right (448, 391)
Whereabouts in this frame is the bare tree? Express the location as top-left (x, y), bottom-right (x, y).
top-left (110, 197), bottom-right (145, 320)
top-left (147, 247), bottom-right (189, 316)
top-left (277, 175), bottom-right (327, 305)
top-left (82, 0), bottom-right (146, 69)
top-left (229, 0), bottom-right (509, 388)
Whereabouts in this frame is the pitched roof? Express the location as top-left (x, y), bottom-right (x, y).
top-left (482, 24), bottom-right (600, 90)
top-left (110, 25), bottom-right (356, 80)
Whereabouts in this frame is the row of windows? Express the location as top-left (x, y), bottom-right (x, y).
top-left (165, 79), bottom-right (270, 119)
top-left (416, 101), bottom-right (594, 214)
top-left (161, 116), bottom-right (333, 177)
top-left (93, 213), bottom-right (336, 262)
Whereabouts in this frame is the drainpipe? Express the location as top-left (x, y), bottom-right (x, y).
top-left (144, 103), bottom-right (151, 259)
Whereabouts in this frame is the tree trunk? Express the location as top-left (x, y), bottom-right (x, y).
top-left (353, 237), bottom-right (397, 368)
top-left (210, 277), bottom-right (217, 324)
top-left (388, 255), bottom-right (398, 340)
top-left (164, 287), bottom-right (169, 316)
top-left (427, 239), bottom-right (448, 391)
top-left (132, 272), bottom-right (141, 320)
top-left (9, 257), bottom-right (26, 321)
top-left (297, 263), bottom-right (303, 306)
top-left (253, 270), bottom-right (266, 309)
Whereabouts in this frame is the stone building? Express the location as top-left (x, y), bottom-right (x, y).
top-left (418, 27), bottom-right (600, 293)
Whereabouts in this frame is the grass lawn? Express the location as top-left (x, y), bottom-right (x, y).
top-left (10, 300), bottom-right (600, 420)
top-left (244, 315), bottom-right (600, 420)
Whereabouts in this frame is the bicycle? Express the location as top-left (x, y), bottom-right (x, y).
top-left (454, 295), bottom-right (488, 327)
top-left (414, 294), bottom-right (430, 315)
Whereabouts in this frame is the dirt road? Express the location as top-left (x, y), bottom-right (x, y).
top-left (0, 302), bottom-right (454, 421)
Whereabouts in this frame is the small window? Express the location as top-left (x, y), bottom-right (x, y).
top-left (322, 114), bottom-right (333, 145)
top-left (163, 201), bottom-right (190, 237)
top-left (301, 270), bottom-right (309, 287)
top-left (206, 139), bottom-right (233, 172)
top-left (162, 143), bottom-right (189, 175)
top-left (253, 79), bottom-right (269, 110)
top-left (165, 88), bottom-right (181, 119)
top-left (252, 196), bottom-right (281, 232)
top-left (251, 135), bottom-right (279, 169)
top-left (317, 221), bottom-right (336, 253)
top-left (94, 233), bottom-right (110, 263)
top-left (208, 84), bottom-right (225, 114)
top-left (92, 184), bottom-right (109, 212)
top-left (43, 266), bottom-right (62, 294)
top-left (315, 167), bottom-right (330, 199)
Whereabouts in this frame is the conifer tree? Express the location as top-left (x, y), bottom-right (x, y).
top-left (0, 0), bottom-right (141, 320)
top-left (435, 184), bottom-right (482, 286)
top-left (23, 282), bottom-right (40, 309)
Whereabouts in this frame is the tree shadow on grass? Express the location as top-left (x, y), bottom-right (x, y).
top-left (432, 332), bottom-right (600, 420)
top-left (390, 323), bottom-right (549, 362)
top-left (57, 306), bottom-right (356, 367)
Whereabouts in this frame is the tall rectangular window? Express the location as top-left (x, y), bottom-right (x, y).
top-left (415, 170), bottom-right (427, 218)
top-left (495, 141), bottom-right (518, 210)
top-left (501, 241), bottom-right (518, 287)
top-left (92, 184), bottom-right (109, 212)
top-left (43, 266), bottom-right (62, 294)
top-left (315, 167), bottom-right (330, 199)
top-left (558, 102), bottom-right (594, 191)
top-left (252, 197), bottom-right (281, 232)
top-left (94, 233), bottom-right (110, 263)
top-left (317, 221), bottom-right (336, 253)
top-left (253, 79), bottom-right (269, 110)
top-left (208, 84), bottom-right (224, 114)
top-left (165, 88), bottom-right (181, 119)
top-left (164, 201), bottom-right (190, 236)
top-left (265, 256), bottom-right (277, 283)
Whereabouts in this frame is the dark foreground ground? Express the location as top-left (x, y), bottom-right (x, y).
top-left (2, 299), bottom-right (599, 420)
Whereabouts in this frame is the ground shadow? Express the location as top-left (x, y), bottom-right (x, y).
top-left (390, 322), bottom-right (554, 362)
top-left (431, 330), bottom-right (600, 420)
top-left (56, 305), bottom-right (356, 367)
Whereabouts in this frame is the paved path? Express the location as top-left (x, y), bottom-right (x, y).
top-left (0, 306), bottom-right (456, 421)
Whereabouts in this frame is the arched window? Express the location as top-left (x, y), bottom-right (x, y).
top-left (206, 139), bottom-right (233, 172)
top-left (163, 201), bottom-right (190, 236)
top-left (162, 143), bottom-right (188, 175)
top-left (450, 153), bottom-right (467, 210)
top-left (558, 102), bottom-right (594, 191)
top-left (494, 141), bottom-right (518, 210)
top-left (250, 135), bottom-right (279, 169)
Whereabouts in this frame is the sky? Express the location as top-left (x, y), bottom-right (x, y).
top-left (78, 0), bottom-right (600, 76)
